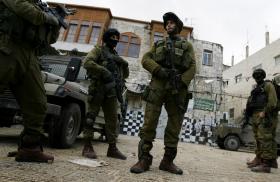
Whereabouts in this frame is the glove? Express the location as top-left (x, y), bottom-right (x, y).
top-left (154, 67), bottom-right (169, 79)
top-left (175, 75), bottom-right (186, 89)
top-left (44, 12), bottom-right (59, 26)
top-left (115, 56), bottom-right (128, 67)
top-left (101, 69), bottom-right (114, 83)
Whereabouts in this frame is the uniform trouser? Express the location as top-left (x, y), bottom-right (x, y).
top-left (83, 93), bottom-right (118, 144)
top-left (0, 41), bottom-right (47, 144)
top-left (252, 112), bottom-right (278, 160)
top-left (139, 87), bottom-right (189, 155)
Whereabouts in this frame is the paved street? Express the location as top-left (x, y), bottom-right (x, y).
top-left (0, 127), bottom-right (279, 182)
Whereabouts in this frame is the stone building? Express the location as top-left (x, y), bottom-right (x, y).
top-left (187, 39), bottom-right (224, 125)
top-left (49, 2), bottom-right (224, 139)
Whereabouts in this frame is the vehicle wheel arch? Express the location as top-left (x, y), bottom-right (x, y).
top-left (47, 96), bottom-right (86, 128)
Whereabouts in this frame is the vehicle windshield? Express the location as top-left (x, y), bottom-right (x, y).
top-left (41, 62), bottom-right (87, 81)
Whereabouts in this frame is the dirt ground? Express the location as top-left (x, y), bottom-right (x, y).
top-left (0, 127), bottom-right (279, 182)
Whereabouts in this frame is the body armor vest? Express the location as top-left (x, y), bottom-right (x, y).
top-left (248, 83), bottom-right (267, 111)
top-left (100, 47), bottom-right (123, 77)
top-left (154, 38), bottom-right (191, 73)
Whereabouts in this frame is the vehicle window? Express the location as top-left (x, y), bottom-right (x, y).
top-left (42, 62), bottom-right (88, 81)
top-left (42, 63), bottom-right (67, 77)
top-left (77, 67), bottom-right (87, 81)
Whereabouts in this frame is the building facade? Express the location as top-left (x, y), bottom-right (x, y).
top-left (222, 38), bottom-right (280, 123)
top-left (187, 39), bottom-right (224, 125)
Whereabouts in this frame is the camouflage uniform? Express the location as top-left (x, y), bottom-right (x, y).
top-left (131, 12), bottom-right (196, 175)
top-left (139, 38), bottom-right (195, 147)
top-left (83, 45), bottom-right (129, 143)
top-left (82, 28), bottom-right (129, 160)
top-left (246, 69), bottom-right (278, 172)
top-left (251, 82), bottom-right (278, 157)
top-left (0, 0), bottom-right (58, 162)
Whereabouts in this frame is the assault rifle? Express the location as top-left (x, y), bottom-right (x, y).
top-left (166, 37), bottom-right (185, 112)
top-left (241, 109), bottom-right (251, 128)
top-left (103, 51), bottom-right (127, 119)
top-left (36, 0), bottom-right (76, 29)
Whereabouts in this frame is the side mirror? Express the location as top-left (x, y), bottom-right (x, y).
top-left (65, 57), bottom-right (82, 82)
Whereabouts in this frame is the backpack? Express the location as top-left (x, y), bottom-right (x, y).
top-left (267, 79), bottom-right (280, 111)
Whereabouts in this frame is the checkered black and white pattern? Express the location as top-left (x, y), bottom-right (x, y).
top-left (122, 110), bottom-right (144, 136)
top-left (121, 110), bottom-right (217, 146)
top-left (180, 117), bottom-right (217, 146)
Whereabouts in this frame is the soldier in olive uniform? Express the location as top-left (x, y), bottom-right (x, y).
top-left (130, 12), bottom-right (196, 175)
top-left (246, 69), bottom-right (278, 173)
top-left (82, 28), bottom-right (129, 160)
top-left (0, 0), bottom-right (59, 163)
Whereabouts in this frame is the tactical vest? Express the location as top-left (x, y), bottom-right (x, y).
top-left (100, 46), bottom-right (123, 77)
top-left (248, 83), bottom-right (267, 111)
top-left (153, 38), bottom-right (191, 73)
top-left (0, 2), bottom-right (58, 47)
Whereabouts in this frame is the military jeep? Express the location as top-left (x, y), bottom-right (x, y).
top-left (214, 120), bottom-right (280, 154)
top-left (0, 55), bottom-right (123, 148)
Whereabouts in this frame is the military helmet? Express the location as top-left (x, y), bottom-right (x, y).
top-left (102, 28), bottom-right (120, 43)
top-left (252, 68), bottom-right (266, 79)
top-left (163, 12), bottom-right (183, 33)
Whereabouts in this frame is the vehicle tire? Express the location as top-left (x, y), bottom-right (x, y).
top-left (217, 137), bottom-right (225, 149)
top-left (49, 103), bottom-right (81, 148)
top-left (224, 135), bottom-right (240, 151)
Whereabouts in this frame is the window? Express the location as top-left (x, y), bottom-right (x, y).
top-left (42, 63), bottom-right (67, 77)
top-left (116, 35), bottom-right (129, 56)
top-left (42, 62), bottom-right (87, 82)
top-left (116, 32), bottom-right (141, 58)
top-left (202, 50), bottom-right (213, 66)
top-left (57, 19), bottom-right (67, 41)
top-left (153, 32), bottom-right (164, 43)
top-left (229, 108), bottom-right (234, 118)
top-left (58, 27), bottom-right (65, 41)
top-left (89, 23), bottom-right (101, 45)
top-left (252, 64), bottom-right (262, 71)
top-left (223, 80), bottom-right (229, 88)
top-left (65, 20), bottom-right (78, 42)
top-left (235, 74), bottom-right (242, 83)
top-left (275, 55), bottom-right (280, 65)
top-left (77, 21), bottom-right (90, 43)
top-left (128, 37), bottom-right (140, 57)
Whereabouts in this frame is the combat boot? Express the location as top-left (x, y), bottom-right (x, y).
top-left (159, 147), bottom-right (183, 175)
top-left (107, 143), bottom-right (126, 160)
top-left (251, 160), bottom-right (271, 173)
top-left (247, 156), bottom-right (262, 168)
top-left (130, 154), bottom-right (153, 173)
top-left (159, 158), bottom-right (183, 175)
top-left (15, 134), bottom-right (54, 163)
top-left (82, 140), bottom-right (97, 159)
top-left (15, 146), bottom-right (54, 163)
